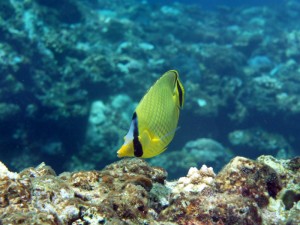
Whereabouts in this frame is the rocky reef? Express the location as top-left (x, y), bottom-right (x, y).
top-left (1, 155), bottom-right (299, 224)
top-left (0, 0), bottom-right (300, 181)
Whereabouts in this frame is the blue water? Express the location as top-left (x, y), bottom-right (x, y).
top-left (0, 0), bottom-right (299, 177)
top-left (149, 0), bottom-right (286, 8)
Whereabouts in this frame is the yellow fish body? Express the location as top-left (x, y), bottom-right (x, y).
top-left (117, 70), bottom-right (184, 158)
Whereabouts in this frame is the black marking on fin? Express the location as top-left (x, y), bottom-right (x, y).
top-left (177, 80), bottom-right (183, 107)
top-left (132, 112), bottom-right (143, 157)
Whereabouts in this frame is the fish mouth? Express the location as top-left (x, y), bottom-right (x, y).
top-left (117, 143), bottom-right (134, 158)
top-left (117, 145), bottom-right (126, 158)
top-left (117, 150), bottom-right (121, 158)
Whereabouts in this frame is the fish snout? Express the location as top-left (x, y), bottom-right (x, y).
top-left (117, 142), bottom-right (134, 158)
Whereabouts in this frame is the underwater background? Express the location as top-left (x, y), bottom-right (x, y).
top-left (0, 0), bottom-right (299, 179)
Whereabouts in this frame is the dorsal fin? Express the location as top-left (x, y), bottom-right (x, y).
top-left (170, 70), bottom-right (184, 108)
top-left (176, 79), bottom-right (184, 108)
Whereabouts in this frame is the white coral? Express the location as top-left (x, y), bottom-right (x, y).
top-left (0, 161), bottom-right (18, 179)
top-left (172, 165), bottom-right (215, 195)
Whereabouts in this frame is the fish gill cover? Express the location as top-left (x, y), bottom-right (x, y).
top-left (0, 0), bottom-right (299, 179)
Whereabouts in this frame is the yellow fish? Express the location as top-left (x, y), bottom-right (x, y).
top-left (117, 70), bottom-right (184, 158)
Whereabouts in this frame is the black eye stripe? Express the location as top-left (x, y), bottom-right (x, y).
top-left (132, 111), bottom-right (137, 120)
top-left (132, 112), bottom-right (143, 157)
top-left (133, 138), bottom-right (143, 157)
top-left (132, 112), bottom-right (138, 137)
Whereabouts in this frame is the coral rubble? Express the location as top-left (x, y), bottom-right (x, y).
top-left (0, 155), bottom-right (299, 224)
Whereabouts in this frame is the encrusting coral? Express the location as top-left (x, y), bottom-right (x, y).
top-left (0, 155), bottom-right (299, 224)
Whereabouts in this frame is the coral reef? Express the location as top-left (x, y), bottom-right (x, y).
top-left (0, 158), bottom-right (166, 224)
top-left (0, 155), bottom-right (299, 224)
top-left (0, 0), bottom-right (299, 178)
top-left (228, 128), bottom-right (293, 158)
top-left (159, 155), bottom-right (300, 224)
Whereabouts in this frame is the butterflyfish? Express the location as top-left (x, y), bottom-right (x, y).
top-left (117, 70), bottom-right (184, 158)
